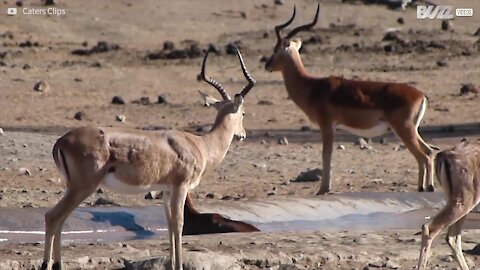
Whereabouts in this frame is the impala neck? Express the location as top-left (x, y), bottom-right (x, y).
top-left (281, 51), bottom-right (312, 106)
top-left (202, 112), bottom-right (236, 168)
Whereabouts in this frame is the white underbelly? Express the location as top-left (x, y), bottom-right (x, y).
top-left (336, 121), bottom-right (390, 138)
top-left (101, 174), bottom-right (169, 194)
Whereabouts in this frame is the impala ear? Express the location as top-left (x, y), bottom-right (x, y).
top-left (198, 90), bottom-right (221, 107)
top-left (233, 94), bottom-right (244, 112)
top-left (290, 38), bottom-right (302, 51)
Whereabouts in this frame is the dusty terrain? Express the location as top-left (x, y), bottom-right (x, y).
top-left (1, 0), bottom-right (480, 269)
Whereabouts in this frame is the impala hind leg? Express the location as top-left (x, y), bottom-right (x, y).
top-left (418, 202), bottom-right (471, 270)
top-left (417, 135), bottom-right (435, 191)
top-left (41, 188), bottom-right (96, 270)
top-left (446, 216), bottom-right (469, 270)
top-left (390, 123), bottom-right (431, 192)
top-left (170, 185), bottom-right (188, 270)
top-left (163, 191), bottom-right (175, 269)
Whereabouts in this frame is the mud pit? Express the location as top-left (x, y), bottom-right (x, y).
top-left (1, 0), bottom-right (480, 269)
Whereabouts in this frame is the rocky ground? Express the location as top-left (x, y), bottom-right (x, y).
top-left (1, 0), bottom-right (480, 269)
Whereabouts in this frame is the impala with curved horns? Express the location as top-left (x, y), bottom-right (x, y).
top-left (265, 3), bottom-right (436, 195)
top-left (41, 48), bottom-right (255, 270)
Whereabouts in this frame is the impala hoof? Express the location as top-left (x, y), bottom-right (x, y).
top-left (316, 189), bottom-right (330, 195)
top-left (418, 186), bottom-right (425, 192)
top-left (40, 262), bottom-right (48, 270)
top-left (427, 185), bottom-right (435, 192)
top-left (52, 262), bottom-right (62, 270)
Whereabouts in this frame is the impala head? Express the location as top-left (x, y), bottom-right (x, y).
top-left (198, 47), bottom-right (256, 141)
top-left (265, 4), bottom-right (320, 72)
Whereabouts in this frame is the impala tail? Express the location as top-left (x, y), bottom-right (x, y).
top-left (435, 151), bottom-right (452, 196)
top-left (52, 138), bottom-right (70, 183)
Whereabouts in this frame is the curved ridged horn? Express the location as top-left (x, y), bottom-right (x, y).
top-left (235, 48), bottom-right (256, 97)
top-left (275, 5), bottom-right (296, 41)
top-left (285, 3), bottom-right (320, 39)
top-left (199, 50), bottom-right (231, 101)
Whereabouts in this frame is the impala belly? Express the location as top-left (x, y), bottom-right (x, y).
top-left (101, 173), bottom-right (169, 194)
top-left (336, 121), bottom-right (390, 138)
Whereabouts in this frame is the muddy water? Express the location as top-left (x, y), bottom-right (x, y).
top-left (1, 192), bottom-right (479, 245)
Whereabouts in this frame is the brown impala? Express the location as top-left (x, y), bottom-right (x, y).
top-left (265, 4), bottom-right (436, 195)
top-left (41, 48), bottom-right (255, 270)
top-left (418, 140), bottom-right (480, 270)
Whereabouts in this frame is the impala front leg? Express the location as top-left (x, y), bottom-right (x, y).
top-left (317, 123), bottom-right (335, 195)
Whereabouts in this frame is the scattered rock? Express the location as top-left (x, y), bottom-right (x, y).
top-left (33, 80), bottom-right (49, 92)
top-left (96, 188), bottom-right (104, 194)
top-left (163, 41), bottom-right (175, 50)
top-left (18, 167), bottom-right (31, 176)
top-left (441, 20), bottom-right (453, 31)
top-left (93, 197), bottom-right (118, 206)
top-left (300, 126), bottom-right (311, 132)
top-left (278, 136), bottom-right (289, 145)
top-left (205, 192), bottom-right (219, 199)
top-left (225, 43), bottom-right (238, 55)
top-left (74, 111), bottom-right (86, 121)
top-left (22, 64), bottom-right (31, 70)
top-left (111, 96), bottom-right (126, 105)
top-left (116, 115), bottom-right (126, 122)
top-left (19, 40), bottom-right (40, 48)
top-left (274, 0), bottom-right (284, 5)
top-left (382, 32), bottom-right (401, 42)
top-left (157, 94), bottom-right (169, 104)
top-left (263, 32), bottom-right (269, 38)
top-left (258, 100), bottom-right (273, 105)
top-left (207, 43), bottom-right (222, 54)
top-left (144, 191), bottom-right (162, 200)
top-left (132, 96), bottom-right (151, 105)
top-left (393, 145), bottom-right (406, 151)
top-left (72, 41), bottom-right (120, 56)
top-left (0, 31), bottom-right (14, 39)
top-left (44, 0), bottom-right (55, 5)
top-left (221, 195), bottom-right (233, 201)
top-left (356, 138), bottom-right (372, 150)
top-left (240, 11), bottom-right (247, 19)
top-left (292, 168), bottom-right (322, 182)
top-left (460, 83), bottom-right (479, 95)
top-left (474, 28), bottom-right (480, 36)
top-left (396, 17), bottom-right (404, 24)
top-left (436, 59), bottom-right (448, 67)
top-left (337, 144), bottom-right (346, 150)
top-left (74, 78), bottom-right (83, 82)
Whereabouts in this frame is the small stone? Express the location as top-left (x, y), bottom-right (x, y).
top-left (441, 20), bottom-right (453, 31)
top-left (93, 197), bottom-right (117, 206)
top-left (139, 96), bottom-right (151, 105)
top-left (205, 192), bottom-right (218, 199)
top-left (253, 163), bottom-right (267, 169)
top-left (111, 96), bottom-right (125, 105)
top-left (258, 100), bottom-right (273, 105)
top-left (225, 43), bottom-right (238, 55)
top-left (33, 80), bottom-right (49, 92)
top-left (74, 78), bottom-right (83, 82)
top-left (144, 191), bottom-right (162, 200)
top-left (278, 136), bottom-right (289, 145)
top-left (300, 126), bottom-right (311, 132)
top-left (274, 0), bottom-right (283, 5)
top-left (356, 138), bottom-right (371, 150)
top-left (460, 83), bottom-right (479, 95)
top-left (337, 144), bottom-right (346, 150)
top-left (221, 195), bottom-right (233, 200)
top-left (74, 111), bottom-right (85, 121)
top-left (116, 115), bottom-right (126, 122)
top-left (19, 167), bottom-right (31, 176)
top-left (384, 44), bottom-right (395, 53)
top-left (397, 17), bottom-right (404, 24)
top-left (96, 188), bottom-right (104, 194)
top-left (163, 41), bottom-right (175, 50)
top-left (436, 59), bottom-right (448, 67)
top-left (292, 168), bottom-right (321, 182)
top-left (157, 94), bottom-right (169, 104)
top-left (207, 43), bottom-right (222, 54)
top-left (22, 64), bottom-right (31, 70)
top-left (267, 192), bottom-right (275, 196)
top-left (385, 260), bottom-right (400, 269)
top-left (15, 0), bottom-right (23, 7)
top-left (240, 11), bottom-right (247, 19)
top-left (440, 255), bottom-right (454, 262)
top-left (474, 28), bottom-right (480, 36)
top-left (263, 32), bottom-right (269, 38)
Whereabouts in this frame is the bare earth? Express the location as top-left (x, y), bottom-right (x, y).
top-left (0, 0), bottom-right (480, 269)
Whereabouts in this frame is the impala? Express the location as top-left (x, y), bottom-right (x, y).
top-left (418, 140), bottom-right (480, 270)
top-left (265, 4), bottom-right (436, 194)
top-left (41, 48), bottom-right (255, 270)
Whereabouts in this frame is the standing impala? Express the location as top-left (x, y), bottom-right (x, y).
top-left (41, 48), bottom-right (255, 270)
top-left (418, 140), bottom-right (480, 270)
top-left (265, 4), bottom-right (435, 195)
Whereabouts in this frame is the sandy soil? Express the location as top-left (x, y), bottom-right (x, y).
top-left (1, 0), bottom-right (480, 269)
